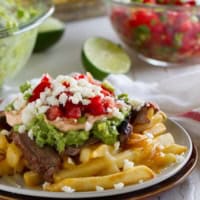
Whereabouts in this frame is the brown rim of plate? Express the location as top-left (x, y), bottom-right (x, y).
top-left (0, 144), bottom-right (198, 200)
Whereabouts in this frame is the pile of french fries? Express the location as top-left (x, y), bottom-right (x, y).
top-left (0, 108), bottom-right (187, 192)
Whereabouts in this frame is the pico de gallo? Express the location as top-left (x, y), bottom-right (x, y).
top-left (110, 0), bottom-right (200, 63)
top-left (4, 73), bottom-right (146, 153)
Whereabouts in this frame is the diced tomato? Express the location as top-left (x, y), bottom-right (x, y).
top-left (65, 101), bottom-right (82, 119)
top-left (129, 10), bottom-right (159, 28)
top-left (101, 88), bottom-right (113, 97)
top-left (73, 74), bottom-right (87, 80)
top-left (143, 0), bottom-right (156, 4)
top-left (86, 96), bottom-right (105, 116)
top-left (103, 98), bottom-right (115, 111)
top-left (46, 106), bottom-right (63, 121)
top-left (29, 75), bottom-right (51, 102)
top-left (62, 81), bottom-right (70, 88)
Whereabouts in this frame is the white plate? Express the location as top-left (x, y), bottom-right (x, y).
top-left (0, 119), bottom-right (192, 199)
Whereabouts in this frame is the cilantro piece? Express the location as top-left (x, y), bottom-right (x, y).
top-left (20, 81), bottom-right (31, 93)
top-left (77, 116), bottom-right (87, 124)
top-left (5, 102), bottom-right (14, 112)
top-left (118, 93), bottom-right (129, 103)
top-left (13, 125), bottom-right (20, 132)
top-left (134, 25), bottom-right (151, 45)
top-left (24, 92), bottom-right (32, 101)
top-left (174, 33), bottom-right (183, 48)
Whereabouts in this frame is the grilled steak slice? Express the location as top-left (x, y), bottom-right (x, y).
top-left (0, 111), bottom-right (11, 131)
top-left (117, 119), bottom-right (133, 148)
top-left (64, 146), bottom-right (81, 157)
top-left (133, 106), bottom-right (150, 125)
top-left (12, 133), bottom-right (61, 182)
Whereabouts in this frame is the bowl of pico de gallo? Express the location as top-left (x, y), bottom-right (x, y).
top-left (105, 0), bottom-right (200, 66)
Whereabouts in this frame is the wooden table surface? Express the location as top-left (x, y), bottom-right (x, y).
top-left (2, 16), bottom-right (200, 200)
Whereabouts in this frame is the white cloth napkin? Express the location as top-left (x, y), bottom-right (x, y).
top-left (108, 70), bottom-right (200, 147)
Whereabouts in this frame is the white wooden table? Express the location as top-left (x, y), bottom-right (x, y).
top-left (5, 16), bottom-right (200, 200)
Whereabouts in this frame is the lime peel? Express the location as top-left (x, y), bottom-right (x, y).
top-left (82, 37), bottom-right (131, 80)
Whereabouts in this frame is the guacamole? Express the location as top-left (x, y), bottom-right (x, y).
top-left (15, 115), bottom-right (124, 153)
top-left (0, 0), bottom-right (40, 30)
top-left (0, 0), bottom-right (50, 87)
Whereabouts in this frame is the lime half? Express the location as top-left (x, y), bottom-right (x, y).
top-left (82, 37), bottom-right (131, 80)
top-left (33, 17), bottom-right (65, 53)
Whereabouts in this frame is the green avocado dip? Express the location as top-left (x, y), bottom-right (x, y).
top-left (14, 114), bottom-right (125, 153)
top-left (0, 0), bottom-right (40, 30)
top-left (0, 0), bottom-right (50, 87)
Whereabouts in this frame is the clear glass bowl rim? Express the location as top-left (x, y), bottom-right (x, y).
top-left (0, 0), bottom-right (54, 39)
top-left (104, 0), bottom-right (200, 11)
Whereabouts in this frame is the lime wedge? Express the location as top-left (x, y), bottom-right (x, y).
top-left (33, 17), bottom-right (65, 53)
top-left (82, 37), bottom-right (131, 80)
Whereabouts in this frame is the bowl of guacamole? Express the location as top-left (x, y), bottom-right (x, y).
top-left (0, 0), bottom-right (54, 87)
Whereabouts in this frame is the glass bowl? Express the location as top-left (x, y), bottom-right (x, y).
top-left (105, 0), bottom-right (200, 67)
top-left (0, 0), bottom-right (54, 87)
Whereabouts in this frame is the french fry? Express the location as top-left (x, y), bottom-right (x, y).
top-left (91, 144), bottom-right (114, 159)
top-left (163, 144), bottom-right (187, 154)
top-left (0, 135), bottom-right (8, 152)
top-left (133, 111), bottom-right (165, 133)
top-left (15, 159), bottom-right (26, 173)
top-left (154, 133), bottom-right (175, 147)
top-left (54, 157), bottom-right (112, 182)
top-left (80, 147), bottom-right (92, 163)
top-left (24, 171), bottom-right (43, 187)
top-left (143, 123), bottom-right (167, 136)
top-left (45, 165), bottom-right (155, 192)
top-left (146, 107), bottom-right (155, 121)
top-left (155, 153), bottom-right (177, 167)
top-left (0, 150), bottom-right (5, 161)
top-left (62, 157), bottom-right (76, 170)
top-left (0, 159), bottom-right (13, 176)
top-left (6, 143), bottom-right (23, 168)
top-left (114, 150), bottom-right (135, 168)
top-left (99, 159), bottom-right (119, 175)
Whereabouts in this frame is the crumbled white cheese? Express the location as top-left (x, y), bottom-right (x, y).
top-left (52, 81), bottom-right (66, 96)
top-left (82, 99), bottom-right (91, 105)
top-left (112, 108), bottom-right (124, 119)
top-left (107, 108), bottom-right (113, 113)
top-left (40, 88), bottom-right (51, 103)
top-left (160, 152), bottom-right (165, 157)
top-left (13, 95), bottom-right (26, 111)
top-left (0, 130), bottom-right (10, 136)
top-left (18, 125), bottom-right (26, 134)
top-left (114, 182), bottom-right (124, 190)
top-left (46, 96), bottom-right (59, 106)
top-left (176, 154), bottom-right (185, 163)
top-left (96, 186), bottom-right (104, 191)
top-left (123, 159), bottom-right (134, 171)
top-left (35, 99), bottom-right (42, 108)
top-left (138, 179), bottom-right (144, 184)
top-left (58, 93), bottom-right (68, 106)
top-left (70, 92), bottom-right (82, 105)
top-left (62, 186), bottom-right (75, 193)
top-left (129, 99), bottom-right (145, 111)
top-left (28, 129), bottom-right (34, 140)
top-left (42, 182), bottom-right (50, 189)
top-left (114, 141), bottom-right (120, 152)
top-left (21, 103), bottom-right (36, 125)
top-left (38, 106), bottom-right (49, 114)
top-left (145, 133), bottom-right (154, 139)
top-left (85, 122), bottom-right (93, 131)
top-left (159, 145), bottom-right (164, 150)
top-left (67, 157), bottom-right (75, 165)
